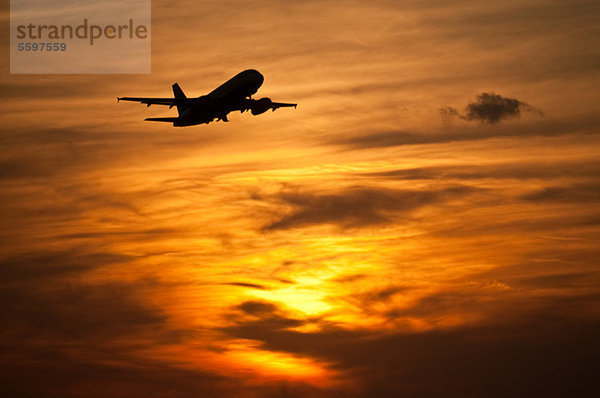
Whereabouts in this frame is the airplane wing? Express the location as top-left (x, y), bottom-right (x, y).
top-left (145, 117), bottom-right (178, 123)
top-left (117, 97), bottom-right (176, 107)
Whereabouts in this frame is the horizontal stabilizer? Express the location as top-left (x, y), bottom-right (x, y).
top-left (145, 117), bottom-right (178, 123)
top-left (271, 102), bottom-right (297, 110)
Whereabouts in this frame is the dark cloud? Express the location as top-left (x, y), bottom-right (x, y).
top-left (442, 92), bottom-right (542, 124)
top-left (0, 282), bottom-right (169, 342)
top-left (224, 282), bottom-right (268, 290)
top-left (439, 106), bottom-right (460, 124)
top-left (330, 273), bottom-right (368, 283)
top-left (56, 228), bottom-right (175, 241)
top-left (331, 113), bottom-right (600, 149)
top-left (361, 160), bottom-right (600, 181)
top-left (0, 350), bottom-right (242, 398)
top-left (0, 249), bottom-right (134, 284)
top-left (0, 182), bottom-right (144, 246)
top-left (474, 246), bottom-right (600, 291)
top-left (0, 248), bottom-right (174, 343)
top-left (0, 249), bottom-right (329, 397)
top-left (362, 285), bottom-right (407, 302)
top-left (222, 295), bottom-right (600, 398)
top-left (0, 227), bottom-right (269, 396)
top-left (0, 344), bottom-right (335, 398)
top-left (0, 278), bottom-right (221, 397)
top-left (238, 300), bottom-right (279, 316)
top-left (262, 185), bottom-right (478, 231)
top-left (346, 285), bottom-right (411, 314)
top-left (518, 272), bottom-right (596, 289)
top-left (0, 124), bottom-right (221, 183)
top-left (429, 210), bottom-right (600, 241)
top-left (464, 93), bottom-right (523, 123)
top-left (233, 301), bottom-right (304, 333)
top-left (0, 77), bottom-right (119, 99)
top-left (333, 130), bottom-right (450, 148)
top-left (522, 182), bottom-right (600, 203)
top-left (0, 244), bottom-right (223, 397)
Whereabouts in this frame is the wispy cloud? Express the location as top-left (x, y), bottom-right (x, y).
top-left (522, 182), bottom-right (600, 203)
top-left (260, 185), bottom-right (478, 231)
top-left (329, 114), bottom-right (600, 149)
top-left (360, 160), bottom-right (600, 181)
top-left (224, 282), bottom-right (268, 290)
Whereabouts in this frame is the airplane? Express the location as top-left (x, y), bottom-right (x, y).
top-left (117, 69), bottom-right (297, 126)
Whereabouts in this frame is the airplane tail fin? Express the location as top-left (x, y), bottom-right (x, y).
top-left (172, 83), bottom-right (186, 99)
top-left (172, 83), bottom-right (186, 115)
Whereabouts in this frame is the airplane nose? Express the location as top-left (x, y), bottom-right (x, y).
top-left (244, 69), bottom-right (264, 92)
top-left (245, 69), bottom-right (264, 85)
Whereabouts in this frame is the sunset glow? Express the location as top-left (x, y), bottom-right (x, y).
top-left (2, 0), bottom-right (599, 397)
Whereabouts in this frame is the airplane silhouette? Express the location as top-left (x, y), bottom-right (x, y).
top-left (117, 69), bottom-right (297, 126)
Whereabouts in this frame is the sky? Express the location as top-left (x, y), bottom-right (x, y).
top-left (1, 0), bottom-right (600, 396)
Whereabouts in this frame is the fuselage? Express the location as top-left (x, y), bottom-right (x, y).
top-left (208, 69), bottom-right (264, 99)
top-left (176, 69), bottom-right (264, 126)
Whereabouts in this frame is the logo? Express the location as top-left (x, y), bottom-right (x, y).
top-left (10, 0), bottom-right (151, 74)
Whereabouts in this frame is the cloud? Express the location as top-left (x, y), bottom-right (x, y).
top-left (261, 185), bottom-right (478, 231)
top-left (224, 282), bottom-right (268, 290)
top-left (0, 350), bottom-right (242, 398)
top-left (0, 282), bottom-right (172, 342)
top-left (0, 247), bottom-right (333, 397)
top-left (522, 182), bottom-right (600, 203)
top-left (221, 294), bottom-right (600, 398)
top-left (474, 246), bottom-right (600, 291)
top-left (442, 92), bottom-right (543, 124)
top-left (346, 285), bottom-right (411, 314)
top-left (238, 300), bottom-right (279, 315)
top-left (330, 114), bottom-right (600, 149)
top-left (0, 125), bottom-right (221, 182)
top-left (439, 106), bottom-right (460, 124)
top-left (0, 249), bottom-right (134, 284)
top-left (361, 160), bottom-right (600, 181)
top-left (0, 249), bottom-right (176, 344)
top-left (231, 301), bottom-right (305, 334)
top-left (361, 285), bottom-right (408, 302)
top-left (0, 246), bottom-right (240, 397)
top-left (333, 130), bottom-right (441, 148)
top-left (330, 273), bottom-right (368, 283)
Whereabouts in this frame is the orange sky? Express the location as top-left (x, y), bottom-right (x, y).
top-left (1, 0), bottom-right (600, 397)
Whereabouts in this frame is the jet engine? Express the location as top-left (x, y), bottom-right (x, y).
top-left (250, 97), bottom-right (272, 115)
